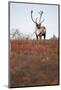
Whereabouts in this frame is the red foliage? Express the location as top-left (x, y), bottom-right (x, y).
top-left (10, 40), bottom-right (59, 87)
top-left (11, 40), bottom-right (48, 54)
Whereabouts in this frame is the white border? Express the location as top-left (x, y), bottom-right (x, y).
top-left (0, 0), bottom-right (61, 90)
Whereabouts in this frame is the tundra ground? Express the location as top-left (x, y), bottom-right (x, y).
top-left (9, 39), bottom-right (59, 88)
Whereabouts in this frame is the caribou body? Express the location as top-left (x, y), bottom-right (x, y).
top-left (31, 10), bottom-right (46, 40)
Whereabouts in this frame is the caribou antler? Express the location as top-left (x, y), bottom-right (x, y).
top-left (38, 11), bottom-right (44, 24)
top-left (31, 10), bottom-right (37, 24)
top-left (41, 19), bottom-right (45, 24)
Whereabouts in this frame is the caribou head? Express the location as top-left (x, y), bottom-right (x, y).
top-left (31, 10), bottom-right (44, 29)
top-left (31, 10), bottom-right (46, 40)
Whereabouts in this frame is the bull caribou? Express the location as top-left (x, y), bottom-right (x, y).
top-left (31, 10), bottom-right (46, 40)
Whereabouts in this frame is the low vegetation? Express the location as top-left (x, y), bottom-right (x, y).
top-left (9, 39), bottom-right (59, 88)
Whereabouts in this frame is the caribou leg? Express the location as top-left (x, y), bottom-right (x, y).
top-left (39, 33), bottom-right (42, 40)
top-left (36, 34), bottom-right (38, 40)
top-left (40, 35), bottom-right (42, 40)
top-left (44, 33), bottom-right (46, 40)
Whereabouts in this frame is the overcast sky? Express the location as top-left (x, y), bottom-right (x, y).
top-left (10, 2), bottom-right (59, 39)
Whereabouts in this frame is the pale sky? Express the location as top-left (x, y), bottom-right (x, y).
top-left (10, 2), bottom-right (59, 39)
